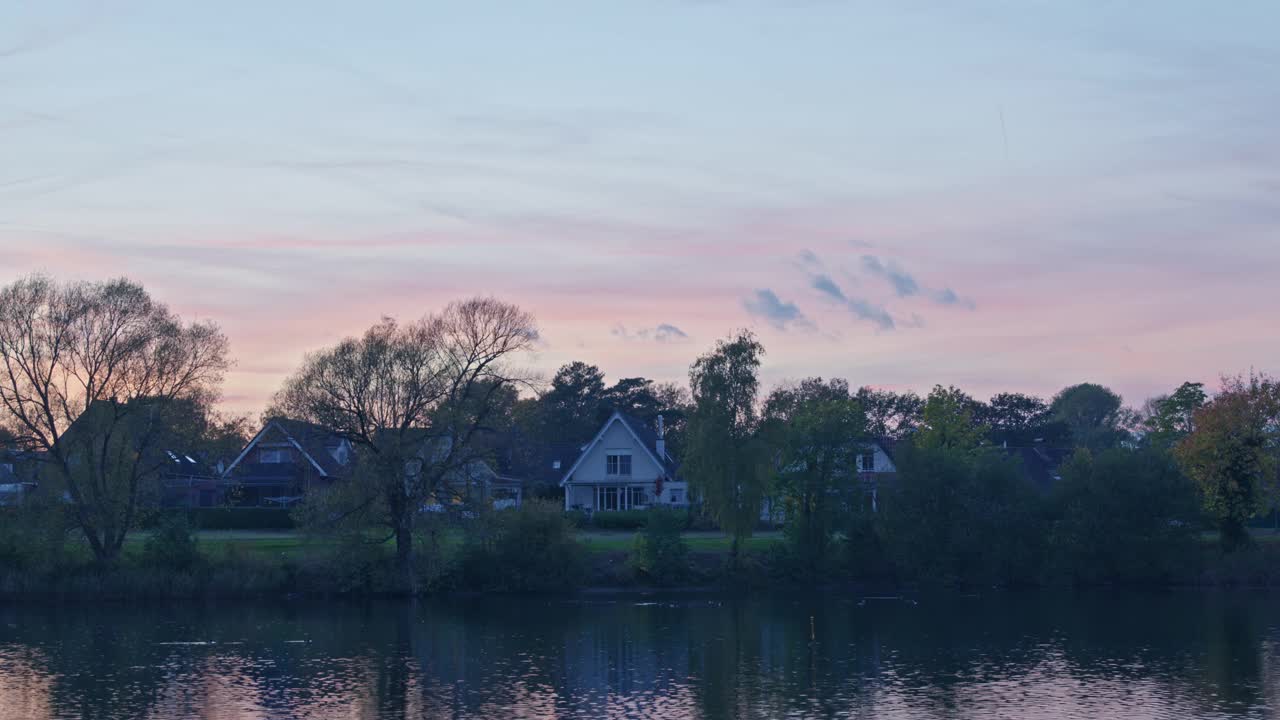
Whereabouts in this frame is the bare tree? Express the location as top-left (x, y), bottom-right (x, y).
top-left (274, 297), bottom-right (537, 590)
top-left (0, 275), bottom-right (230, 561)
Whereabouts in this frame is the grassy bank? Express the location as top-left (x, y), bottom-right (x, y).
top-left (5, 526), bottom-right (1280, 600)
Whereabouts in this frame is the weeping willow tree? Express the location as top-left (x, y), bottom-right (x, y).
top-left (683, 331), bottom-right (768, 565)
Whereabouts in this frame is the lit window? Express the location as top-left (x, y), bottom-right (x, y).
top-left (606, 454), bottom-right (631, 476)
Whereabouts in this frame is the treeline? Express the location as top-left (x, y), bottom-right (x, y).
top-left (1, 275), bottom-right (1278, 596)
top-left (675, 331), bottom-right (1280, 587)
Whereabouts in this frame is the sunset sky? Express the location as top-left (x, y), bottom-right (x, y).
top-left (2, 1), bottom-right (1277, 417)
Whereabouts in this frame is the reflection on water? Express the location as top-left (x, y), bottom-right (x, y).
top-left (0, 591), bottom-right (1277, 719)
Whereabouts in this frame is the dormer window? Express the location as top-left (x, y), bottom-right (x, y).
top-left (606, 454), bottom-right (632, 476)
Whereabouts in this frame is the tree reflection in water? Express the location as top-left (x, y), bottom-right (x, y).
top-left (0, 590), bottom-right (1276, 719)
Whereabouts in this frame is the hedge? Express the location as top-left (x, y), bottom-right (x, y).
top-left (589, 508), bottom-right (695, 531)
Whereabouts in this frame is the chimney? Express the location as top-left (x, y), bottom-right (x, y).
top-left (655, 414), bottom-right (666, 459)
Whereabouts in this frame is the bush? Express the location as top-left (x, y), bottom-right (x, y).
top-left (563, 509), bottom-right (590, 529)
top-left (838, 508), bottom-right (892, 581)
top-left (142, 514), bottom-right (201, 571)
top-left (629, 508), bottom-right (690, 585)
top-left (0, 496), bottom-right (72, 573)
top-left (457, 500), bottom-right (585, 592)
top-left (591, 509), bottom-right (651, 530)
top-left (878, 444), bottom-right (1044, 585)
top-left (1047, 448), bottom-right (1200, 584)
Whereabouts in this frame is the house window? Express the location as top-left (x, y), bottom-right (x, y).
top-left (626, 486), bottom-right (647, 508)
top-left (860, 451), bottom-right (876, 472)
top-left (260, 448), bottom-right (289, 464)
top-left (669, 489), bottom-right (683, 504)
top-left (606, 454), bottom-right (632, 476)
top-left (597, 486), bottom-right (620, 511)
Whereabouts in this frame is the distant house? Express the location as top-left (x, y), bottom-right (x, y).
top-left (52, 397), bottom-right (222, 509)
top-left (159, 452), bottom-right (222, 508)
top-left (423, 432), bottom-right (532, 511)
top-left (762, 436), bottom-right (899, 522)
top-left (221, 418), bottom-right (354, 507)
top-left (857, 437), bottom-right (898, 512)
top-left (561, 411), bottom-right (687, 512)
top-left (0, 449), bottom-right (38, 507)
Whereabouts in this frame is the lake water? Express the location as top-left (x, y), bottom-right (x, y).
top-left (0, 590), bottom-right (1277, 719)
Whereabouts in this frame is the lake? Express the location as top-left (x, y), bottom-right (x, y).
top-left (0, 590), bottom-right (1276, 719)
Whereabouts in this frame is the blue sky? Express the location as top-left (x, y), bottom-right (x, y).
top-left (2, 1), bottom-right (1278, 414)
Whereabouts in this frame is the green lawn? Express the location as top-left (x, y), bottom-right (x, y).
top-left (110, 526), bottom-right (1280, 561)
top-left (113, 528), bottom-right (785, 559)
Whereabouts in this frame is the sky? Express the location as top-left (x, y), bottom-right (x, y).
top-left (1, 1), bottom-right (1277, 418)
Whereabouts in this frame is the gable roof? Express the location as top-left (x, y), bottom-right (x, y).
top-left (558, 410), bottom-right (678, 486)
top-left (223, 417), bottom-right (349, 478)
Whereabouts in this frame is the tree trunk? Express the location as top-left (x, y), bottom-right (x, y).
top-left (395, 516), bottom-right (416, 594)
top-left (1221, 517), bottom-right (1251, 552)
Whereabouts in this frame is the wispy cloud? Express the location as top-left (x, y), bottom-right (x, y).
top-left (810, 273), bottom-right (847, 303)
top-left (845, 297), bottom-right (896, 330)
top-left (612, 322), bottom-right (690, 342)
top-left (861, 255), bottom-right (975, 309)
top-left (800, 253), bottom-right (895, 330)
top-left (743, 289), bottom-right (810, 331)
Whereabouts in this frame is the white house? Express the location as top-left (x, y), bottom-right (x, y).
top-left (561, 411), bottom-right (688, 512)
top-left (857, 437), bottom-right (898, 513)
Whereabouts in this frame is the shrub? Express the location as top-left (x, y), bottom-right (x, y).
top-left (591, 509), bottom-right (651, 530)
top-left (629, 508), bottom-right (690, 585)
top-left (1047, 448), bottom-right (1200, 584)
top-left (878, 444), bottom-right (1044, 585)
top-left (564, 509), bottom-right (590, 529)
top-left (457, 501), bottom-right (584, 592)
top-left (304, 536), bottom-right (397, 594)
top-left (142, 514), bottom-right (201, 571)
top-left (838, 508), bottom-right (892, 581)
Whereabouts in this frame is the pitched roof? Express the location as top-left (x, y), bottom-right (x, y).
top-left (558, 409), bottom-right (679, 485)
top-left (223, 417), bottom-right (351, 479)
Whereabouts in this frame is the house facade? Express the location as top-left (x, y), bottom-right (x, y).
top-left (220, 418), bottom-right (353, 507)
top-left (561, 411), bottom-right (687, 512)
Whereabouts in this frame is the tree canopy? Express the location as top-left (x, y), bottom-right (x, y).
top-left (0, 275), bottom-right (230, 561)
top-left (274, 298), bottom-right (538, 587)
top-left (684, 331), bottom-right (768, 562)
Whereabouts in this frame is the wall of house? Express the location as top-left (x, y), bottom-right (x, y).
top-left (565, 484), bottom-right (595, 510)
top-left (862, 444), bottom-right (896, 473)
top-left (569, 420), bottom-right (665, 484)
